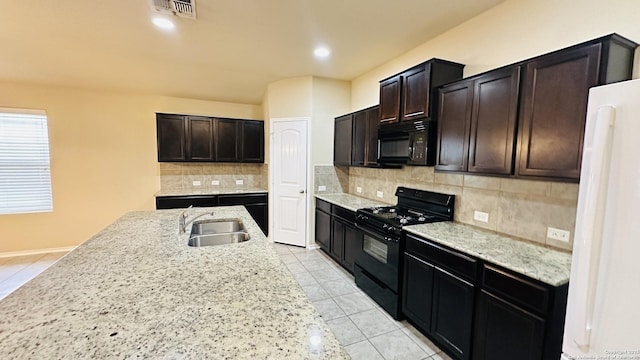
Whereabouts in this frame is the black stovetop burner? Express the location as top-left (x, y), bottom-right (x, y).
top-left (356, 187), bottom-right (455, 234)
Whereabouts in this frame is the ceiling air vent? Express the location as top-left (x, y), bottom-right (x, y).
top-left (150, 0), bottom-right (196, 19)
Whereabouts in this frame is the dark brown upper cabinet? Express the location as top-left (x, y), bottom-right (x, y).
top-left (157, 114), bottom-right (187, 161)
top-left (436, 33), bottom-right (637, 181)
top-left (435, 80), bottom-right (474, 172)
top-left (333, 114), bottom-right (353, 166)
top-left (187, 116), bottom-right (215, 161)
top-left (468, 66), bottom-right (521, 175)
top-left (241, 120), bottom-right (265, 163)
top-left (156, 113), bottom-right (264, 163)
top-left (515, 35), bottom-right (637, 180)
top-left (334, 106), bottom-right (380, 167)
top-left (216, 118), bottom-right (240, 162)
top-left (379, 59), bottom-right (465, 125)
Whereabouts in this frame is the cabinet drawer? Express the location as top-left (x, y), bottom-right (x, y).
top-left (316, 199), bottom-right (331, 213)
top-left (482, 265), bottom-right (549, 315)
top-left (406, 234), bottom-right (477, 282)
top-left (332, 205), bottom-right (355, 223)
top-left (217, 193), bottom-right (267, 205)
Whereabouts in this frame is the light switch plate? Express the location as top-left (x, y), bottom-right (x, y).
top-left (318, 185), bottom-right (327, 192)
top-left (192, 180), bottom-right (201, 187)
top-left (356, 186), bottom-right (362, 193)
top-left (474, 211), bottom-right (489, 223)
top-left (376, 191), bottom-right (383, 198)
top-left (235, 179), bottom-right (244, 185)
top-left (547, 227), bottom-right (571, 243)
top-left (211, 180), bottom-right (220, 186)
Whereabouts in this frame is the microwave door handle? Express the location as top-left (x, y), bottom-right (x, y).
top-left (408, 142), bottom-right (414, 161)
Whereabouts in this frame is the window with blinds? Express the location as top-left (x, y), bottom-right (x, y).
top-left (0, 109), bottom-right (53, 214)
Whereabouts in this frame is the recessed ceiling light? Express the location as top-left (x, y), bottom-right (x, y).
top-left (314, 46), bottom-right (331, 59)
top-left (152, 17), bottom-right (175, 31)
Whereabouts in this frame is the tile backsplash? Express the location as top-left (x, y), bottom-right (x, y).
top-left (313, 165), bottom-right (349, 194)
top-left (315, 165), bottom-right (578, 251)
top-left (159, 163), bottom-right (268, 190)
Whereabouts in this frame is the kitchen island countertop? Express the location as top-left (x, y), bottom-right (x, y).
top-left (0, 206), bottom-right (347, 359)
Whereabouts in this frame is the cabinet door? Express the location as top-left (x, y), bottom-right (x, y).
top-left (435, 80), bottom-right (474, 172)
top-left (473, 290), bottom-right (545, 360)
top-left (431, 267), bottom-right (475, 360)
top-left (342, 222), bottom-right (360, 273)
top-left (334, 114), bottom-right (353, 166)
top-left (366, 106), bottom-right (380, 165)
top-left (468, 66), bottom-right (520, 175)
top-left (216, 118), bottom-right (240, 162)
top-left (241, 120), bottom-right (264, 163)
top-left (331, 218), bottom-right (345, 261)
top-left (402, 253), bottom-right (434, 334)
top-left (157, 114), bottom-right (187, 162)
top-left (188, 116), bottom-right (215, 161)
top-left (315, 209), bottom-right (331, 252)
top-left (517, 44), bottom-right (601, 180)
top-left (379, 75), bottom-right (402, 124)
top-left (351, 111), bottom-right (367, 166)
top-left (401, 63), bottom-right (431, 122)
top-left (245, 203), bottom-right (268, 236)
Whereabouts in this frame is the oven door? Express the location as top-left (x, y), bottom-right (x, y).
top-left (354, 225), bottom-right (400, 293)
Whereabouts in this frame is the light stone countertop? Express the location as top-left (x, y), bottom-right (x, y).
top-left (0, 206), bottom-right (347, 359)
top-left (404, 222), bottom-right (572, 286)
top-left (314, 193), bottom-right (390, 212)
top-left (155, 187), bottom-right (268, 197)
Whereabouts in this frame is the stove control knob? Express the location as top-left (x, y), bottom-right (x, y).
top-left (382, 224), bottom-right (389, 230)
top-left (388, 225), bottom-right (396, 232)
top-left (418, 216), bottom-right (426, 222)
top-left (399, 218), bottom-right (408, 225)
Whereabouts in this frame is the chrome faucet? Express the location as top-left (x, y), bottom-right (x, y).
top-left (179, 207), bottom-right (214, 234)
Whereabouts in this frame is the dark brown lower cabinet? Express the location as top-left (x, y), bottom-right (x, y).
top-left (314, 199), bottom-right (361, 273)
top-left (431, 268), bottom-right (475, 360)
top-left (402, 254), bottom-right (434, 332)
top-left (473, 291), bottom-right (545, 360)
top-left (315, 207), bottom-right (331, 252)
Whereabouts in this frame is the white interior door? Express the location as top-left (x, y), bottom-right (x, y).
top-left (270, 119), bottom-right (308, 247)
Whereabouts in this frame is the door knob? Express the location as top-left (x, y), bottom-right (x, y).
top-left (299, 190), bottom-right (305, 194)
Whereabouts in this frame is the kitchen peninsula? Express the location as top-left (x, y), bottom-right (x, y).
top-left (0, 207), bottom-right (347, 359)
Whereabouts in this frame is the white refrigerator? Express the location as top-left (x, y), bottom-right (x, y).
top-left (562, 79), bottom-right (640, 359)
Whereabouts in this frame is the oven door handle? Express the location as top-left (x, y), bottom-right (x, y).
top-left (357, 224), bottom-right (400, 243)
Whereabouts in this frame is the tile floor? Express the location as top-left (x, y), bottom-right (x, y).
top-left (1, 245), bottom-right (452, 360)
top-left (270, 242), bottom-right (452, 360)
top-left (0, 252), bottom-right (67, 301)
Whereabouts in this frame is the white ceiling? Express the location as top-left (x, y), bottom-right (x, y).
top-left (0, 0), bottom-right (506, 104)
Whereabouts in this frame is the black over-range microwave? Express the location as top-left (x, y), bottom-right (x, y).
top-left (377, 121), bottom-right (437, 166)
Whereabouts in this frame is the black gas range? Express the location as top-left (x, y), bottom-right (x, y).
top-left (354, 187), bottom-right (455, 319)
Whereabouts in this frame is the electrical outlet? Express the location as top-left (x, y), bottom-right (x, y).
top-left (235, 179), bottom-right (244, 185)
top-left (211, 180), bottom-right (220, 186)
top-left (547, 227), bottom-right (571, 243)
top-left (318, 185), bottom-right (327, 192)
top-left (376, 191), bottom-right (383, 198)
top-left (356, 186), bottom-right (362, 193)
top-left (474, 211), bottom-right (489, 223)
top-left (192, 180), bottom-right (201, 187)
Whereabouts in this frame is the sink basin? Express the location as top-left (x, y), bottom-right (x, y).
top-left (190, 219), bottom-right (245, 235)
top-left (188, 232), bottom-right (250, 247)
top-left (188, 219), bottom-right (250, 247)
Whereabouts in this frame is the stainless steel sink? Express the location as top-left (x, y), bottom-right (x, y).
top-left (188, 219), bottom-right (250, 247)
top-left (190, 219), bottom-right (245, 235)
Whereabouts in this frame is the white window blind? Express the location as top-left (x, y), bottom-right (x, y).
top-left (0, 109), bottom-right (53, 214)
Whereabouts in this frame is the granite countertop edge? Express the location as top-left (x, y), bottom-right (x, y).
top-left (313, 192), bottom-right (390, 212)
top-left (404, 222), bottom-right (572, 287)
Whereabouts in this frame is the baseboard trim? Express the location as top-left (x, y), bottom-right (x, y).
top-left (0, 246), bottom-right (77, 258)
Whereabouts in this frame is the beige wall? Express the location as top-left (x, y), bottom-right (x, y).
top-left (351, 0), bottom-right (640, 110)
top-left (310, 77), bottom-right (351, 166)
top-left (0, 81), bottom-right (261, 253)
